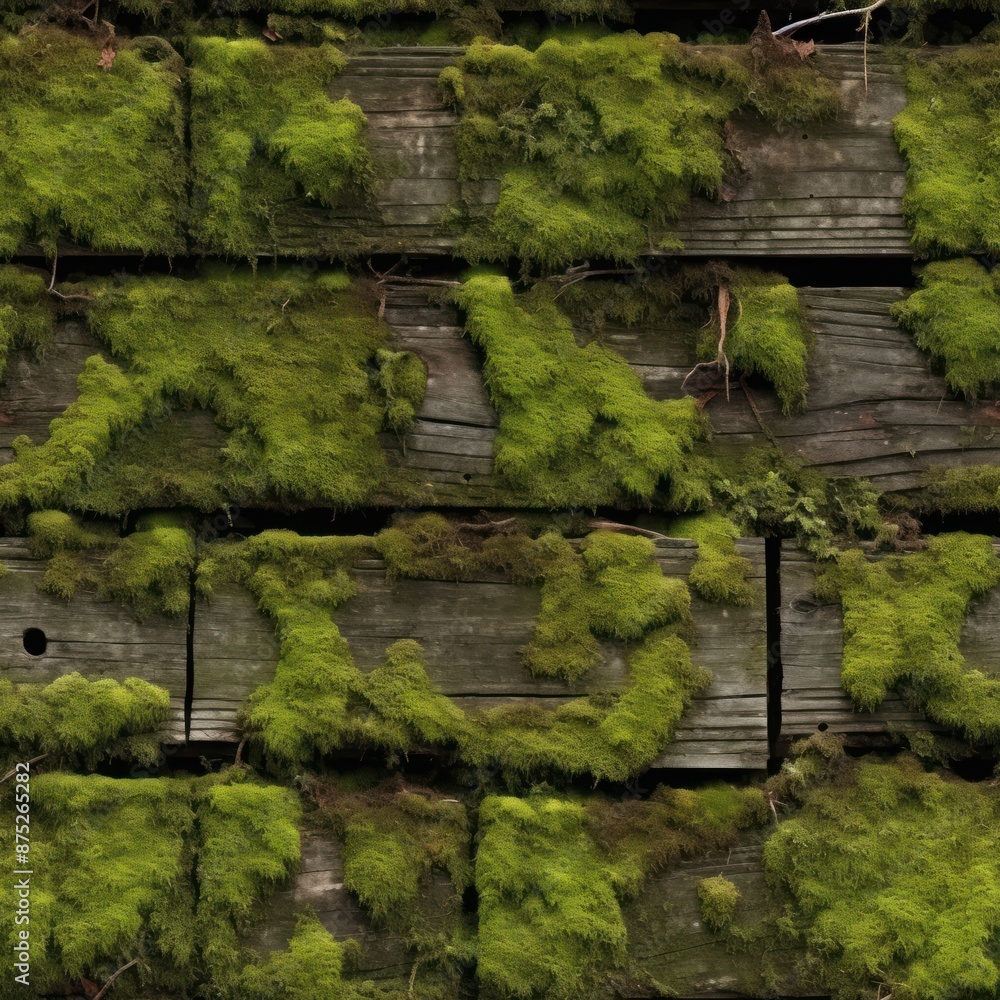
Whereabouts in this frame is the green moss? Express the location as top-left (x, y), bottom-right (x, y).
top-left (226, 916), bottom-right (367, 1000)
top-left (0, 769), bottom-right (303, 996)
top-left (26, 511), bottom-right (195, 617)
top-left (0, 672), bottom-right (170, 768)
top-left (891, 258), bottom-right (1000, 398)
top-left (477, 785), bottom-right (766, 998)
top-left (189, 38), bottom-right (373, 258)
top-left (709, 270), bottom-right (810, 414)
top-left (0, 29), bottom-right (185, 256)
top-left (0, 772), bottom-right (197, 994)
top-left (477, 794), bottom-right (627, 999)
top-left (667, 512), bottom-right (755, 605)
top-left (207, 519), bottom-right (710, 781)
top-left (0, 266), bottom-right (55, 381)
top-left (698, 876), bottom-right (741, 932)
top-left (0, 269), bottom-right (423, 514)
top-left (764, 751), bottom-right (1000, 1000)
top-left (453, 272), bottom-right (706, 506)
top-left (312, 775), bottom-right (470, 948)
top-left (444, 33), bottom-right (837, 268)
top-left (895, 45), bottom-right (1000, 257)
top-left (816, 533), bottom-right (1000, 742)
top-left (919, 463), bottom-right (1000, 513)
top-left (196, 774), bottom-right (302, 977)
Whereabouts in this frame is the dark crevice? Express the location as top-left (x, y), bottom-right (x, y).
top-left (765, 536), bottom-right (783, 775)
top-left (184, 569), bottom-right (196, 742)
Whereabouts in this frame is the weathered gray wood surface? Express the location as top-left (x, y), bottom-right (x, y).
top-left (384, 285), bottom-right (1000, 497)
top-left (0, 538), bottom-right (189, 741)
top-left (263, 47), bottom-right (496, 256)
top-left (195, 537), bottom-right (768, 769)
top-left (267, 44), bottom-right (910, 258)
top-left (675, 45), bottom-right (910, 256)
top-left (247, 828), bottom-right (425, 983)
top-left (777, 540), bottom-right (1000, 743)
top-left (623, 840), bottom-right (810, 998)
top-left (0, 320), bottom-right (101, 463)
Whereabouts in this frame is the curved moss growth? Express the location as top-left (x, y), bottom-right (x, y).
top-left (667, 512), bottom-right (755, 605)
top-left (203, 518), bottom-right (711, 781)
top-left (189, 38), bottom-right (373, 258)
top-left (0, 672), bottom-right (170, 768)
top-left (0, 266), bottom-right (55, 381)
top-left (816, 533), bottom-right (1000, 742)
top-left (453, 272), bottom-right (706, 506)
top-left (0, 269), bottom-right (423, 514)
top-left (895, 45), bottom-right (1000, 257)
top-left (891, 258), bottom-right (1000, 398)
top-left (0, 29), bottom-right (185, 257)
top-left (442, 32), bottom-right (837, 268)
top-left (477, 785), bottom-right (765, 999)
top-left (764, 751), bottom-right (1000, 1000)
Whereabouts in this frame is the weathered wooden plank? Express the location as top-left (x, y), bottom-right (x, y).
top-left (779, 541), bottom-right (950, 744)
top-left (0, 539), bottom-right (189, 742)
top-left (676, 45), bottom-right (911, 256)
top-left (194, 537), bottom-right (768, 770)
top-left (623, 841), bottom-right (811, 998)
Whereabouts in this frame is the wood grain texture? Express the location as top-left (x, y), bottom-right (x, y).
top-left (779, 540), bottom-right (964, 743)
top-left (264, 43), bottom-right (911, 258)
top-left (194, 537), bottom-right (768, 769)
top-left (0, 538), bottom-right (189, 742)
top-left (245, 828), bottom-right (458, 990)
top-left (674, 45), bottom-right (911, 256)
top-left (622, 841), bottom-right (811, 998)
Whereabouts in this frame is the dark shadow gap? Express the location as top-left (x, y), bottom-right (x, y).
top-left (765, 536), bottom-right (783, 774)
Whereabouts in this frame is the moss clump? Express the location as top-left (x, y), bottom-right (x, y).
top-left (0, 772), bottom-right (197, 994)
top-left (453, 272), bottom-right (706, 506)
top-left (0, 30), bottom-right (185, 256)
top-left (0, 672), bottom-right (170, 768)
top-left (920, 463), bottom-right (1000, 514)
top-left (311, 774), bottom-right (471, 953)
top-left (667, 512), bottom-right (755, 605)
top-left (698, 875), bottom-right (741, 932)
top-left (477, 785), bottom-right (765, 998)
top-left (895, 45), bottom-right (1000, 257)
top-left (816, 533), bottom-right (1000, 742)
top-left (764, 751), bottom-right (1000, 1000)
top-left (708, 269), bottom-right (810, 414)
top-left (0, 269), bottom-right (423, 513)
top-left (189, 38), bottom-right (373, 258)
top-left (477, 795), bottom-right (627, 999)
top-left (226, 916), bottom-right (367, 1000)
top-left (892, 258), bottom-right (1000, 398)
top-left (27, 511), bottom-right (195, 618)
top-left (0, 266), bottom-right (55, 381)
top-left (196, 775), bottom-right (302, 977)
top-left (443, 32), bottom-right (837, 268)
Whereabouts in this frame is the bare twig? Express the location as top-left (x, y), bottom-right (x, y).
top-left (0, 754), bottom-right (48, 785)
top-left (408, 958), bottom-right (421, 1000)
top-left (454, 516), bottom-right (518, 533)
top-left (373, 275), bottom-right (460, 289)
top-left (234, 735), bottom-right (247, 765)
top-left (773, 0), bottom-right (886, 37)
top-left (92, 958), bottom-right (140, 1000)
top-left (46, 255), bottom-right (91, 302)
top-left (585, 519), bottom-right (668, 540)
top-left (741, 379), bottom-right (779, 447)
